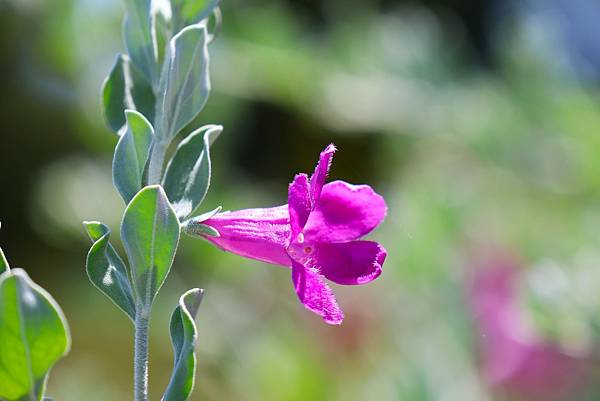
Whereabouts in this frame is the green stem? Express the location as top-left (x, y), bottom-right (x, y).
top-left (134, 311), bottom-right (150, 401)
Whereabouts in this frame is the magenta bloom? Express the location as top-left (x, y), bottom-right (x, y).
top-left (468, 253), bottom-right (590, 400)
top-left (189, 144), bottom-right (387, 324)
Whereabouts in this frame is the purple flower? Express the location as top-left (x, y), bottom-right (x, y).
top-left (189, 144), bottom-right (387, 324)
top-left (468, 252), bottom-right (590, 400)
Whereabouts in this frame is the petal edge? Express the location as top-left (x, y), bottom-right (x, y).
top-left (316, 241), bottom-right (385, 285)
top-left (292, 261), bottom-right (344, 324)
top-left (310, 144), bottom-right (336, 204)
top-left (304, 181), bottom-right (387, 243)
top-left (288, 174), bottom-right (312, 238)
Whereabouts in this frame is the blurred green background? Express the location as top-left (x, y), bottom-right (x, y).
top-left (2, 0), bottom-right (600, 400)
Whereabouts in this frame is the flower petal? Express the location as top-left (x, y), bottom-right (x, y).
top-left (303, 180), bottom-right (387, 243)
top-left (310, 144), bottom-right (336, 204)
top-left (288, 173), bottom-right (311, 237)
top-left (200, 205), bottom-right (292, 266)
top-left (292, 261), bottom-right (344, 324)
top-left (315, 241), bottom-right (385, 285)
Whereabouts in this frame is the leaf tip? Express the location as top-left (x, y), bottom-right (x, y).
top-left (182, 288), bottom-right (204, 318)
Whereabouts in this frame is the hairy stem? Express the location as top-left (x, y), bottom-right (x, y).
top-left (134, 312), bottom-right (150, 401)
top-left (147, 140), bottom-right (168, 185)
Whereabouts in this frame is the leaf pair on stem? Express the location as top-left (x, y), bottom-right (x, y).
top-left (84, 183), bottom-right (211, 401)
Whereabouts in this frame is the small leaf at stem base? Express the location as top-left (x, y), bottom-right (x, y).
top-left (162, 288), bottom-right (204, 401)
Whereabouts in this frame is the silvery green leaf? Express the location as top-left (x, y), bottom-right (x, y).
top-left (13, 379), bottom-right (46, 401)
top-left (0, 269), bottom-right (70, 401)
top-left (113, 110), bottom-right (154, 203)
top-left (170, 0), bottom-right (219, 32)
top-left (0, 243), bottom-right (8, 274)
top-left (101, 54), bottom-right (156, 134)
top-left (153, 0), bottom-right (172, 68)
top-left (191, 205), bottom-right (222, 223)
top-left (163, 125), bottom-right (222, 219)
top-left (0, 222), bottom-right (8, 273)
top-left (121, 185), bottom-right (180, 309)
top-left (162, 288), bottom-right (203, 401)
top-left (124, 0), bottom-right (159, 86)
top-left (0, 247), bottom-right (8, 274)
top-left (156, 24), bottom-right (210, 141)
top-left (183, 221), bottom-right (219, 238)
top-left (83, 221), bottom-right (136, 321)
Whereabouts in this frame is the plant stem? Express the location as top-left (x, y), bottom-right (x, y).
top-left (139, 105), bottom-right (168, 401)
top-left (147, 140), bottom-right (168, 185)
top-left (134, 311), bottom-right (150, 401)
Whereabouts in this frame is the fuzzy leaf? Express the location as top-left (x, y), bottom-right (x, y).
top-left (0, 247), bottom-right (8, 274)
top-left (124, 0), bottom-right (159, 86)
top-left (162, 288), bottom-right (204, 401)
top-left (0, 222), bottom-right (8, 273)
top-left (0, 269), bottom-right (70, 401)
top-left (190, 206), bottom-right (222, 223)
top-left (153, 1), bottom-right (171, 68)
top-left (83, 221), bottom-right (136, 321)
top-left (156, 24), bottom-right (210, 140)
top-left (101, 54), bottom-right (156, 133)
top-left (113, 110), bottom-right (154, 203)
top-left (163, 125), bottom-right (222, 219)
top-left (170, 0), bottom-right (219, 31)
top-left (183, 222), bottom-right (219, 238)
top-left (121, 185), bottom-right (180, 309)
top-left (12, 379), bottom-right (46, 401)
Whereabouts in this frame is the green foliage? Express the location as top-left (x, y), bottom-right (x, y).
top-left (190, 205), bottom-right (222, 222)
top-left (182, 206), bottom-right (222, 237)
top-left (162, 288), bottom-right (204, 401)
top-left (183, 221), bottom-right (219, 237)
top-left (163, 125), bottom-right (222, 219)
top-left (92, 0), bottom-right (218, 398)
top-left (156, 24), bottom-right (211, 140)
top-left (121, 185), bottom-right (180, 310)
top-left (0, 248), bottom-right (8, 274)
top-left (101, 54), bottom-right (156, 133)
top-left (171, 0), bottom-right (220, 32)
top-left (123, 0), bottom-right (159, 87)
top-left (0, 269), bottom-right (70, 401)
top-left (113, 110), bottom-right (154, 203)
top-left (83, 221), bottom-right (136, 321)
